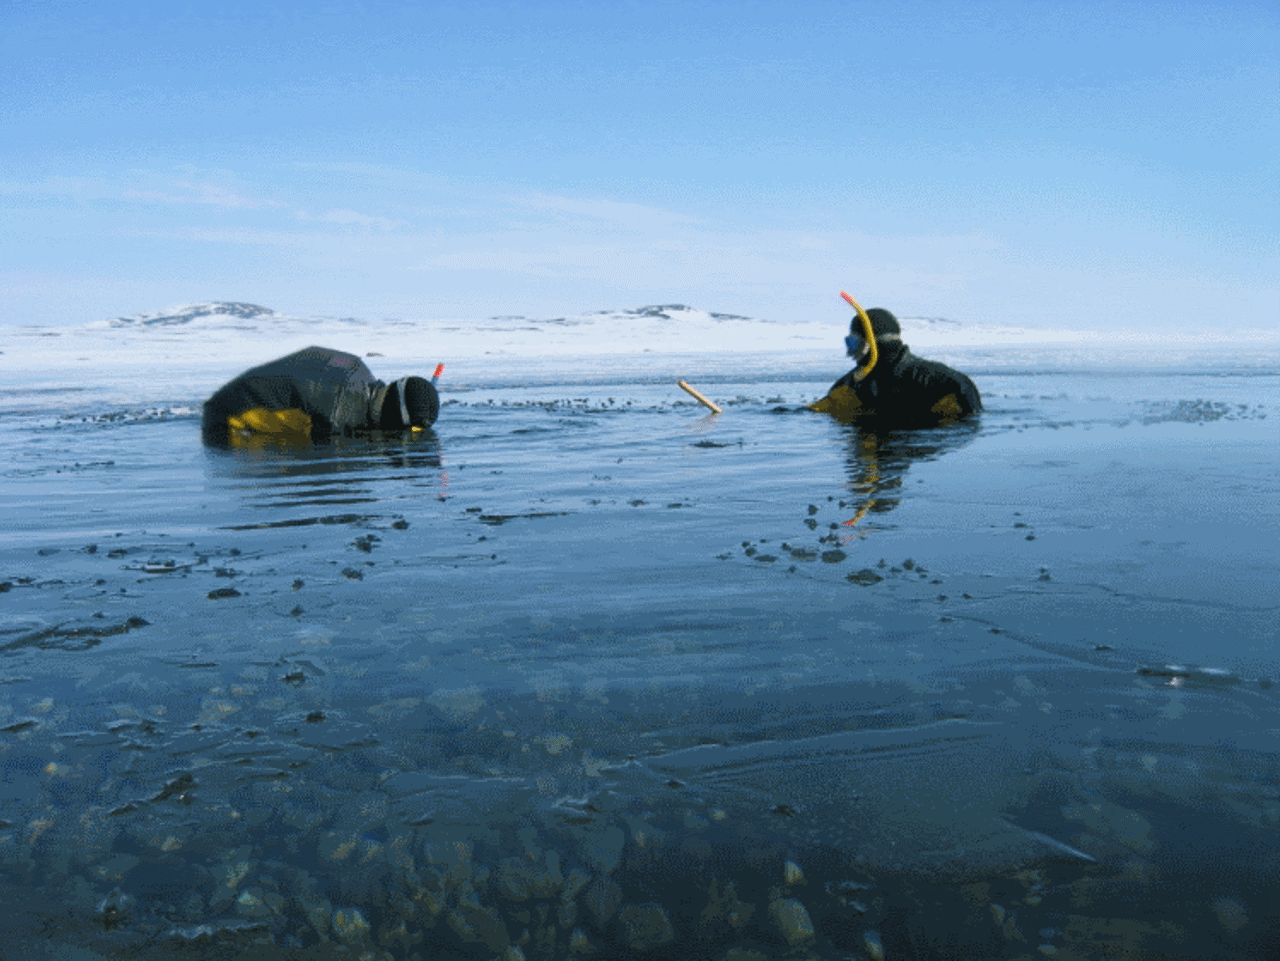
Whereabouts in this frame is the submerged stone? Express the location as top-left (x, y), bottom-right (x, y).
top-left (96, 887), bottom-right (135, 929)
top-left (295, 889), bottom-right (332, 937)
top-left (768, 898), bottom-right (814, 945)
top-left (583, 876), bottom-right (622, 930)
top-left (863, 929), bottom-right (886, 960)
top-left (448, 899), bottom-right (509, 952)
top-left (568, 926), bottom-right (598, 956)
top-left (619, 902), bottom-right (675, 951)
top-left (331, 905), bottom-right (372, 943)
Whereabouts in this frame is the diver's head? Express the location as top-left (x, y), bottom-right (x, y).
top-left (846, 308), bottom-right (901, 358)
top-left (378, 376), bottom-right (439, 429)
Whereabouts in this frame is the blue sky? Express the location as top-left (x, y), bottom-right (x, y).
top-left (2, 0), bottom-right (1276, 330)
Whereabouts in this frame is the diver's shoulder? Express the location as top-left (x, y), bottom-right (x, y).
top-left (899, 351), bottom-right (968, 381)
top-left (829, 368), bottom-right (860, 391)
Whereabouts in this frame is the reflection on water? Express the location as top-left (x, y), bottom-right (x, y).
top-left (839, 423), bottom-right (979, 529)
top-left (205, 429), bottom-right (445, 512)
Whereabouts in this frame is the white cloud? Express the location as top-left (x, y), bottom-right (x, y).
top-left (3, 161), bottom-right (1274, 330)
top-left (0, 170), bottom-right (286, 210)
top-left (516, 192), bottom-right (703, 230)
top-left (296, 208), bottom-right (406, 230)
top-left (121, 181), bottom-right (287, 209)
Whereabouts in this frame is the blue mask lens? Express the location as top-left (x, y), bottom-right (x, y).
top-left (844, 335), bottom-right (865, 357)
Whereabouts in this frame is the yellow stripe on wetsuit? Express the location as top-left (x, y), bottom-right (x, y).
top-left (930, 393), bottom-right (963, 421)
top-left (227, 407), bottom-right (312, 439)
top-left (812, 389), bottom-right (963, 423)
top-left (807, 384), bottom-right (862, 418)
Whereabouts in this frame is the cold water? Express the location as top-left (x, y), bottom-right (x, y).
top-left (1, 312), bottom-right (1278, 960)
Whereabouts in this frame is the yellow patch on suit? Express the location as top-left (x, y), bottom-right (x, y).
top-left (227, 407), bottom-right (312, 441)
top-left (807, 385), bottom-right (863, 420)
top-left (930, 393), bottom-right (963, 421)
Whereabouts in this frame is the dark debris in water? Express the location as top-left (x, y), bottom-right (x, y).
top-left (1, 615), bottom-right (150, 653)
top-left (219, 513), bottom-right (378, 531)
top-left (478, 511), bottom-right (572, 525)
top-left (847, 569), bottom-right (884, 586)
top-left (1140, 399), bottom-right (1267, 425)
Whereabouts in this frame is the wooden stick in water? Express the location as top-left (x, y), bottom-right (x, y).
top-left (677, 380), bottom-right (723, 414)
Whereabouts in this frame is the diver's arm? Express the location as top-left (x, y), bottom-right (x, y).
top-left (808, 368), bottom-right (865, 417)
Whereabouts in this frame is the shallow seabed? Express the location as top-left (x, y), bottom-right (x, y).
top-left (2, 353), bottom-right (1279, 960)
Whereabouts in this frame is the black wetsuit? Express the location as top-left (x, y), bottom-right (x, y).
top-left (202, 346), bottom-right (385, 445)
top-left (818, 341), bottom-right (982, 427)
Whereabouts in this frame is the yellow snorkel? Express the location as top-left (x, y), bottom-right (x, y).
top-left (841, 290), bottom-right (879, 381)
top-left (806, 290), bottom-right (880, 417)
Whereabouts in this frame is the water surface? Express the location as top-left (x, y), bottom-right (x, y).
top-left (2, 347), bottom-right (1278, 960)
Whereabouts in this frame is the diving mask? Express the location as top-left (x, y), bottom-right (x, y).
top-left (845, 334), bottom-right (869, 359)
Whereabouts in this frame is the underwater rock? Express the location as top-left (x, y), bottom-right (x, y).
top-left (699, 879), bottom-right (754, 940)
top-left (447, 898), bottom-right (510, 953)
top-left (332, 905), bottom-right (373, 944)
top-left (568, 926), bottom-right (600, 956)
top-left (568, 823), bottom-right (625, 875)
top-left (583, 876), bottom-right (623, 930)
top-left (768, 897), bottom-right (814, 945)
top-left (1211, 897), bottom-right (1248, 934)
top-left (96, 886), bottom-right (135, 929)
top-left (561, 867), bottom-right (592, 903)
top-left (294, 886), bottom-right (332, 937)
top-left (235, 886), bottom-right (285, 920)
top-left (496, 857), bottom-right (543, 901)
top-left (619, 902), bottom-right (675, 952)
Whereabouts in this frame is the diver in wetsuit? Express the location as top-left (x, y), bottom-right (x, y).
top-left (810, 307), bottom-right (981, 426)
top-left (202, 346), bottom-right (440, 447)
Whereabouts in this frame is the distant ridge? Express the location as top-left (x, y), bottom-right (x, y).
top-left (901, 315), bottom-right (961, 327)
top-left (42, 302), bottom-right (1278, 372)
top-left (107, 302), bottom-right (276, 328)
top-left (100, 302), bottom-right (960, 333)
